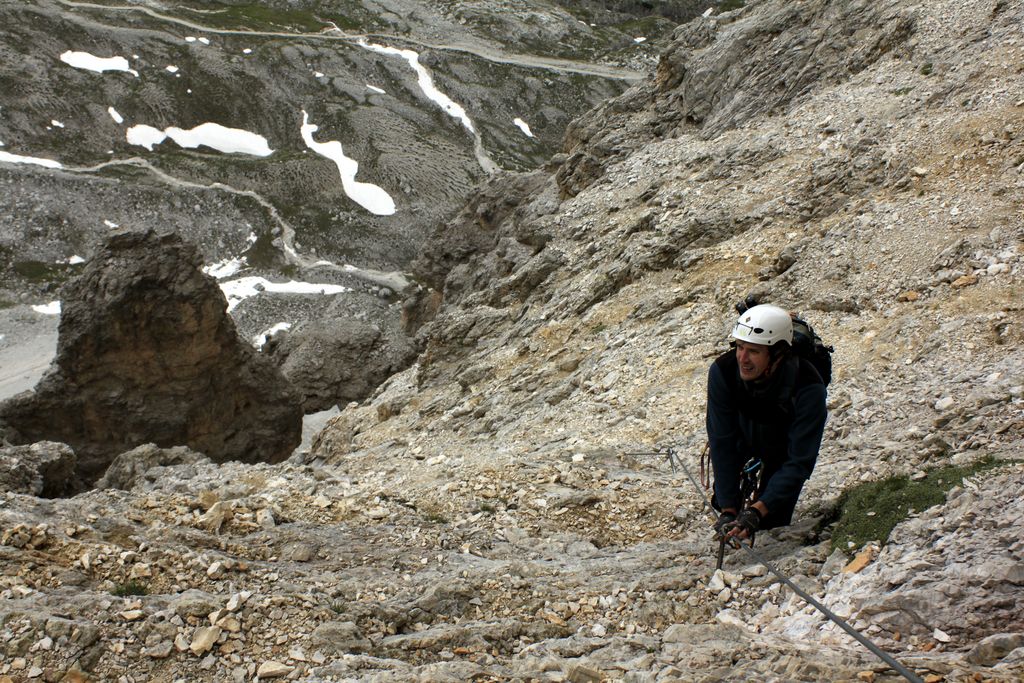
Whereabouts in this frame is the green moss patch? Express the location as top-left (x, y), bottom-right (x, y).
top-left (828, 456), bottom-right (1010, 552)
top-left (111, 580), bottom-right (149, 597)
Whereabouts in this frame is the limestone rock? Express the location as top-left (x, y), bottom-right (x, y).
top-left (310, 621), bottom-right (372, 654)
top-left (410, 170), bottom-right (551, 293)
top-left (172, 591), bottom-right (220, 619)
top-left (654, 0), bottom-right (914, 137)
top-left (0, 229), bottom-right (302, 482)
top-left (189, 626), bottom-right (221, 655)
top-left (0, 441), bottom-right (76, 497)
top-left (95, 443), bottom-right (209, 491)
top-left (967, 632), bottom-right (1024, 666)
top-left (256, 661), bottom-right (293, 679)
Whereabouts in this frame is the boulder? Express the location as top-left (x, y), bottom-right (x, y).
top-left (95, 443), bottom-right (210, 491)
top-left (310, 621), bottom-right (372, 654)
top-left (967, 633), bottom-right (1024, 666)
top-left (265, 292), bottom-right (418, 413)
top-left (0, 229), bottom-right (302, 483)
top-left (0, 441), bottom-right (76, 497)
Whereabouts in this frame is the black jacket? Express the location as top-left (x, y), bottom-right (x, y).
top-left (706, 350), bottom-right (827, 529)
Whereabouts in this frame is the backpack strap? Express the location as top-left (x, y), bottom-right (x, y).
top-left (795, 356), bottom-right (825, 388)
top-left (713, 349), bottom-right (820, 423)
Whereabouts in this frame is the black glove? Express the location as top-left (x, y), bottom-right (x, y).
top-left (733, 507), bottom-right (762, 535)
top-left (713, 512), bottom-right (737, 537)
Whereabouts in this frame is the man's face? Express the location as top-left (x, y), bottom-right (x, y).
top-left (735, 340), bottom-right (771, 381)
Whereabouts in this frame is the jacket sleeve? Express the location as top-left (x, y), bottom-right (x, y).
top-left (758, 381), bottom-right (827, 514)
top-left (706, 361), bottom-right (744, 511)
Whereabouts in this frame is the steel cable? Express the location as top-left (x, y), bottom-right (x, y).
top-left (661, 447), bottom-right (926, 683)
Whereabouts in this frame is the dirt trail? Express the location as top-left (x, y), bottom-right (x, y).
top-left (57, 0), bottom-right (646, 81)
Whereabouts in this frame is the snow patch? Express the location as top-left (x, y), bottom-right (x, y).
top-left (513, 118), bottom-right (534, 138)
top-left (125, 125), bottom-right (167, 151)
top-left (127, 122), bottom-right (274, 157)
top-left (60, 51), bottom-right (137, 77)
top-left (203, 257), bottom-right (246, 279)
top-left (300, 111), bottom-right (395, 216)
top-left (359, 39), bottom-right (476, 134)
top-left (108, 107), bottom-right (124, 124)
top-left (0, 150), bottom-right (62, 169)
top-left (32, 301), bottom-right (61, 315)
top-left (254, 322), bottom-right (292, 348)
top-left (219, 277), bottom-right (351, 312)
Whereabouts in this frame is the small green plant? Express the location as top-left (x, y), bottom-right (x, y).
top-left (111, 580), bottom-right (149, 597)
top-left (920, 62), bottom-right (934, 75)
top-left (828, 456), bottom-right (1008, 552)
top-left (425, 512), bottom-right (448, 524)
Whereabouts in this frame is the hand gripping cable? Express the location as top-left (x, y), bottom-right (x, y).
top-left (662, 446), bottom-right (925, 683)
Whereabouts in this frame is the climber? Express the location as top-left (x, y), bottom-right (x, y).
top-left (706, 303), bottom-right (828, 541)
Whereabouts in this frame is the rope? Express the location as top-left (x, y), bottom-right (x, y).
top-left (662, 447), bottom-right (925, 683)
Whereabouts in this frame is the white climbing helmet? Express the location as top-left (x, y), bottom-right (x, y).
top-left (730, 304), bottom-right (793, 346)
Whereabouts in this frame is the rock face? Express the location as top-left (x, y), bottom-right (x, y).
top-left (0, 230), bottom-right (302, 482)
top-left (410, 170), bottom-right (554, 293)
top-left (264, 292), bottom-right (419, 413)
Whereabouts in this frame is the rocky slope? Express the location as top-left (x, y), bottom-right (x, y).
top-left (2, 0), bottom-right (1024, 681)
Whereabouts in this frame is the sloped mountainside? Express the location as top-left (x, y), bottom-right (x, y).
top-left (1, 0), bottom-right (1023, 681)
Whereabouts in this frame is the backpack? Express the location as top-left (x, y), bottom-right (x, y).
top-left (732, 296), bottom-right (834, 386)
top-left (790, 315), bottom-right (833, 386)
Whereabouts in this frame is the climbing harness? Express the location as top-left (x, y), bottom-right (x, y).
top-left (659, 446), bottom-right (925, 683)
